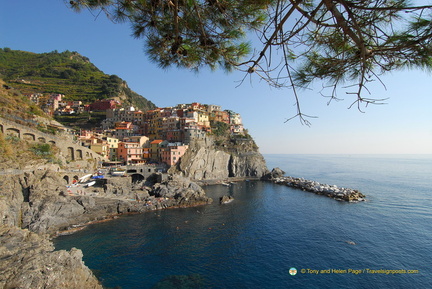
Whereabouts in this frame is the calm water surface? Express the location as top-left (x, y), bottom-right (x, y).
top-left (54, 154), bottom-right (432, 288)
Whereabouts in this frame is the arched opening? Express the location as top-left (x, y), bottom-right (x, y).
top-left (76, 149), bottom-right (83, 160)
top-left (67, 147), bottom-right (75, 161)
top-left (63, 175), bottom-right (70, 185)
top-left (38, 137), bottom-right (46, 143)
top-left (6, 128), bottom-right (20, 139)
top-left (131, 173), bottom-right (145, 183)
top-left (49, 140), bottom-right (56, 145)
top-left (23, 133), bottom-right (35, 141)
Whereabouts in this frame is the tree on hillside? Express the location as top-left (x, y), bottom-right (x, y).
top-left (69, 0), bottom-right (432, 124)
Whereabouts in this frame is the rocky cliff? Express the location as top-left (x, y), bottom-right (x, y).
top-left (0, 168), bottom-right (211, 288)
top-left (0, 170), bottom-right (212, 236)
top-left (0, 225), bottom-right (102, 289)
top-left (170, 135), bottom-right (269, 180)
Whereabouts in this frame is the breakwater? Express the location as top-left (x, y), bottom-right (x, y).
top-left (272, 176), bottom-right (366, 202)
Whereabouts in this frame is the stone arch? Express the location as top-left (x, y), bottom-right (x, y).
top-left (6, 127), bottom-right (20, 138)
top-left (76, 149), bottom-right (83, 160)
top-left (73, 175), bottom-right (79, 184)
top-left (48, 140), bottom-right (56, 145)
top-left (0, 124), bottom-right (3, 133)
top-left (37, 137), bottom-right (46, 143)
top-left (63, 175), bottom-right (70, 185)
top-left (131, 173), bottom-right (145, 183)
top-left (67, 147), bottom-right (75, 161)
top-left (23, 133), bottom-right (36, 141)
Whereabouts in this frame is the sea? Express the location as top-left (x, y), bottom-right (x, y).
top-left (54, 154), bottom-right (432, 289)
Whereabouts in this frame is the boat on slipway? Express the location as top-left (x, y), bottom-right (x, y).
top-left (85, 181), bottom-right (96, 187)
top-left (110, 167), bottom-right (126, 176)
top-left (78, 174), bottom-right (92, 183)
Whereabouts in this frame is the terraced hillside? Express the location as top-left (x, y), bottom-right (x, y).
top-left (0, 48), bottom-right (156, 111)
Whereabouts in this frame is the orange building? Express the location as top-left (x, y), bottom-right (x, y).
top-left (117, 141), bottom-right (144, 164)
top-left (149, 140), bottom-right (165, 162)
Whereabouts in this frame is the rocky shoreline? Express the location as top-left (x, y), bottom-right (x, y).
top-left (0, 164), bottom-right (365, 288)
top-left (0, 225), bottom-right (103, 289)
top-left (0, 170), bottom-right (212, 288)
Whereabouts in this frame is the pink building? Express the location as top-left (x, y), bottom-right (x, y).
top-left (160, 144), bottom-right (189, 166)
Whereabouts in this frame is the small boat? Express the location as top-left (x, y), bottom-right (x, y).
top-left (91, 175), bottom-right (104, 179)
top-left (79, 174), bottom-right (92, 183)
top-left (110, 167), bottom-right (126, 176)
top-left (85, 181), bottom-right (96, 187)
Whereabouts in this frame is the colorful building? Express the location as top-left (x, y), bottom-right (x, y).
top-left (117, 141), bottom-right (144, 164)
top-left (160, 143), bottom-right (189, 166)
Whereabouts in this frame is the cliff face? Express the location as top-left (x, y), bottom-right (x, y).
top-left (0, 170), bottom-right (211, 236)
top-left (170, 136), bottom-right (269, 180)
top-left (0, 225), bottom-right (102, 289)
top-left (0, 168), bottom-right (212, 289)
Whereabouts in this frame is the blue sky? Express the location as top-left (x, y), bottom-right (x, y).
top-left (1, 0), bottom-right (431, 154)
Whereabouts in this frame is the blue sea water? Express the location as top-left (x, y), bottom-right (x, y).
top-left (54, 154), bottom-right (432, 289)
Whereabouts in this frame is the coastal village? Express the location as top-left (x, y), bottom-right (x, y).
top-left (24, 93), bottom-right (245, 168)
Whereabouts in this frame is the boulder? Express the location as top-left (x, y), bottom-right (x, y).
top-left (262, 167), bottom-right (285, 180)
top-left (151, 175), bottom-right (212, 207)
top-left (220, 195), bottom-right (234, 204)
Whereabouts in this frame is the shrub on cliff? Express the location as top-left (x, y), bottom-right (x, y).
top-left (0, 133), bottom-right (13, 157)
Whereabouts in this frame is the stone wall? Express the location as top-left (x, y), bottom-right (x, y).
top-left (0, 117), bottom-right (103, 165)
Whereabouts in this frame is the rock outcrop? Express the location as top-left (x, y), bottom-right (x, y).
top-left (0, 168), bottom-right (213, 288)
top-left (262, 167), bottom-right (286, 180)
top-left (0, 170), bottom-right (212, 236)
top-left (0, 225), bottom-right (102, 289)
top-left (220, 195), bottom-right (234, 204)
top-left (170, 136), bottom-right (269, 180)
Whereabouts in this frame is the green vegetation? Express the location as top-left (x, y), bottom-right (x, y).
top-left (69, 1), bottom-right (432, 123)
top-left (0, 78), bottom-right (46, 120)
top-left (0, 49), bottom-right (156, 111)
top-left (30, 143), bottom-right (53, 156)
top-left (0, 133), bottom-right (62, 169)
top-left (55, 111), bottom-right (107, 130)
top-left (211, 121), bottom-right (230, 137)
top-left (210, 121), bottom-right (255, 150)
top-left (0, 134), bottom-right (16, 158)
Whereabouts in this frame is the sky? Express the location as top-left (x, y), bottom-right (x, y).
top-left (1, 0), bottom-right (431, 154)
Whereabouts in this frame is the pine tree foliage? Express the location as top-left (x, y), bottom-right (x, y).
top-left (69, 0), bottom-right (432, 123)
top-left (70, 0), bottom-right (273, 71)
